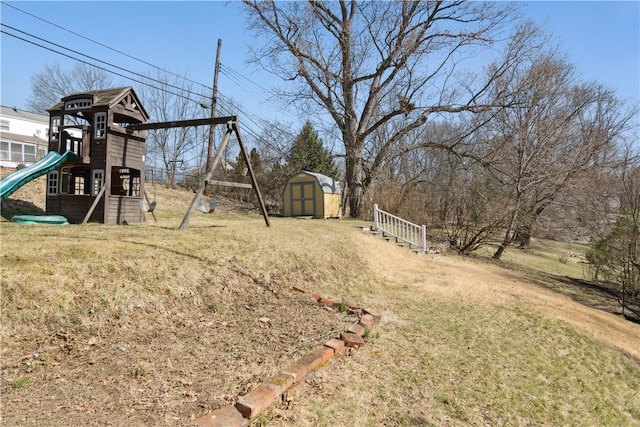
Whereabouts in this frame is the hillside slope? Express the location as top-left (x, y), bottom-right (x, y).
top-left (1, 183), bottom-right (638, 426)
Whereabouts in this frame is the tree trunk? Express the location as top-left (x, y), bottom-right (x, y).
top-left (342, 128), bottom-right (365, 218)
top-left (344, 153), bottom-right (364, 218)
top-left (493, 242), bottom-right (507, 260)
top-left (514, 224), bottom-right (532, 249)
top-left (493, 199), bottom-right (520, 260)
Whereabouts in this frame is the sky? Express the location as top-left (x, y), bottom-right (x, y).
top-left (1, 1), bottom-right (639, 143)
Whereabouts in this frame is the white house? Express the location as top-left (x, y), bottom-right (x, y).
top-left (0, 106), bottom-right (50, 169)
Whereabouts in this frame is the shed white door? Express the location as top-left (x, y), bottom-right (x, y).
top-left (290, 181), bottom-right (315, 216)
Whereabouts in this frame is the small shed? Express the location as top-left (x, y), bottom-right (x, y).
top-left (283, 171), bottom-right (341, 219)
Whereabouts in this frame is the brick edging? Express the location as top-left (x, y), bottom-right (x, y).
top-left (193, 287), bottom-right (380, 427)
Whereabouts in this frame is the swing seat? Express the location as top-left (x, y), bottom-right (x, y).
top-left (198, 199), bottom-right (216, 214)
top-left (140, 200), bottom-right (157, 213)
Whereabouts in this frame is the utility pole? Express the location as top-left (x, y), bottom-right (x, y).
top-left (205, 38), bottom-right (222, 195)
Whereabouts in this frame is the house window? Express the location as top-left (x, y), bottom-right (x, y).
top-left (0, 141), bottom-right (37, 163)
top-left (23, 144), bottom-right (36, 163)
top-left (48, 171), bottom-right (59, 195)
top-left (0, 141), bottom-right (8, 160)
top-left (92, 169), bottom-right (104, 195)
top-left (51, 116), bottom-right (61, 141)
top-left (0, 120), bottom-right (9, 130)
top-left (95, 113), bottom-right (106, 139)
top-left (111, 167), bottom-right (141, 197)
top-left (65, 99), bottom-right (92, 110)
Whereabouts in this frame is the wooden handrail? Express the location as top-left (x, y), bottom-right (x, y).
top-left (373, 204), bottom-right (428, 254)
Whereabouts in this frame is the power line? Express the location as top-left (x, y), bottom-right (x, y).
top-left (0, 22), bottom-right (281, 137)
top-left (1, 23), bottom-right (209, 104)
top-left (2, 2), bottom-right (310, 132)
top-left (1, 29), bottom-right (207, 107)
top-left (1, 13), bottom-right (295, 154)
top-left (2, 25), bottom-right (280, 151)
top-left (1, 1), bottom-right (214, 93)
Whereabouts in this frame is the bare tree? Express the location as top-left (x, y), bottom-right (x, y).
top-left (242, 0), bottom-right (521, 217)
top-left (477, 49), bottom-right (638, 259)
top-left (140, 70), bottom-right (206, 187)
top-left (27, 63), bottom-right (114, 113)
top-left (587, 147), bottom-right (640, 316)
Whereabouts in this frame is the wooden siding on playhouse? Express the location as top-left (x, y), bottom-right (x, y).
top-left (105, 196), bottom-right (142, 225)
top-left (105, 128), bottom-right (145, 225)
top-left (45, 87), bottom-right (150, 224)
top-left (108, 129), bottom-right (145, 168)
top-left (46, 194), bottom-right (101, 224)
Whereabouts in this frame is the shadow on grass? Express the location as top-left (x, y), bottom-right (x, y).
top-left (505, 268), bottom-right (640, 325)
top-left (0, 199), bottom-right (46, 220)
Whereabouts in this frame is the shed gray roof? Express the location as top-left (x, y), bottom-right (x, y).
top-left (297, 170), bottom-right (341, 194)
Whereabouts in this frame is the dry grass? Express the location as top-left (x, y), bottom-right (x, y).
top-left (1, 178), bottom-right (639, 426)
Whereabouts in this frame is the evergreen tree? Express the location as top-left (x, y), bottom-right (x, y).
top-left (287, 121), bottom-right (339, 180)
top-left (249, 148), bottom-right (263, 175)
top-left (233, 148), bottom-right (264, 182)
top-left (233, 150), bottom-right (246, 181)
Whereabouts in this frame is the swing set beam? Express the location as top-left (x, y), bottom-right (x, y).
top-left (126, 116), bottom-right (237, 132)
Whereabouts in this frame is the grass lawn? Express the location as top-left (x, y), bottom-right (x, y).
top-left (1, 177), bottom-right (639, 426)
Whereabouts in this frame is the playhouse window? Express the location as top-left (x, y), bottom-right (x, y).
top-left (51, 117), bottom-right (61, 141)
top-left (74, 176), bottom-right (85, 195)
top-left (47, 171), bottom-right (58, 195)
top-left (111, 167), bottom-right (141, 197)
top-left (59, 167), bottom-right (90, 195)
top-left (95, 113), bottom-right (106, 139)
top-left (65, 99), bottom-right (92, 110)
top-left (92, 169), bottom-right (104, 195)
top-left (62, 132), bottom-right (82, 156)
top-left (72, 168), bottom-right (91, 195)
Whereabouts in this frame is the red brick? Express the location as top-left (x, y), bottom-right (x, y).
top-left (318, 297), bottom-right (335, 306)
top-left (348, 307), bottom-right (363, 316)
top-left (283, 351), bottom-right (321, 382)
top-left (235, 385), bottom-right (277, 419)
top-left (311, 293), bottom-right (321, 301)
top-left (194, 405), bottom-right (249, 427)
top-left (264, 373), bottom-right (294, 396)
top-left (324, 338), bottom-right (345, 354)
top-left (340, 331), bottom-right (365, 347)
top-left (347, 323), bottom-right (366, 337)
top-left (311, 345), bottom-right (334, 364)
top-left (359, 314), bottom-right (375, 328)
top-left (280, 362), bottom-right (307, 384)
top-left (362, 308), bottom-right (381, 322)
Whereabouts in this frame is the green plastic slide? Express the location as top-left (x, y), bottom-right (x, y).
top-left (0, 151), bottom-right (79, 201)
top-left (11, 215), bottom-right (70, 225)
